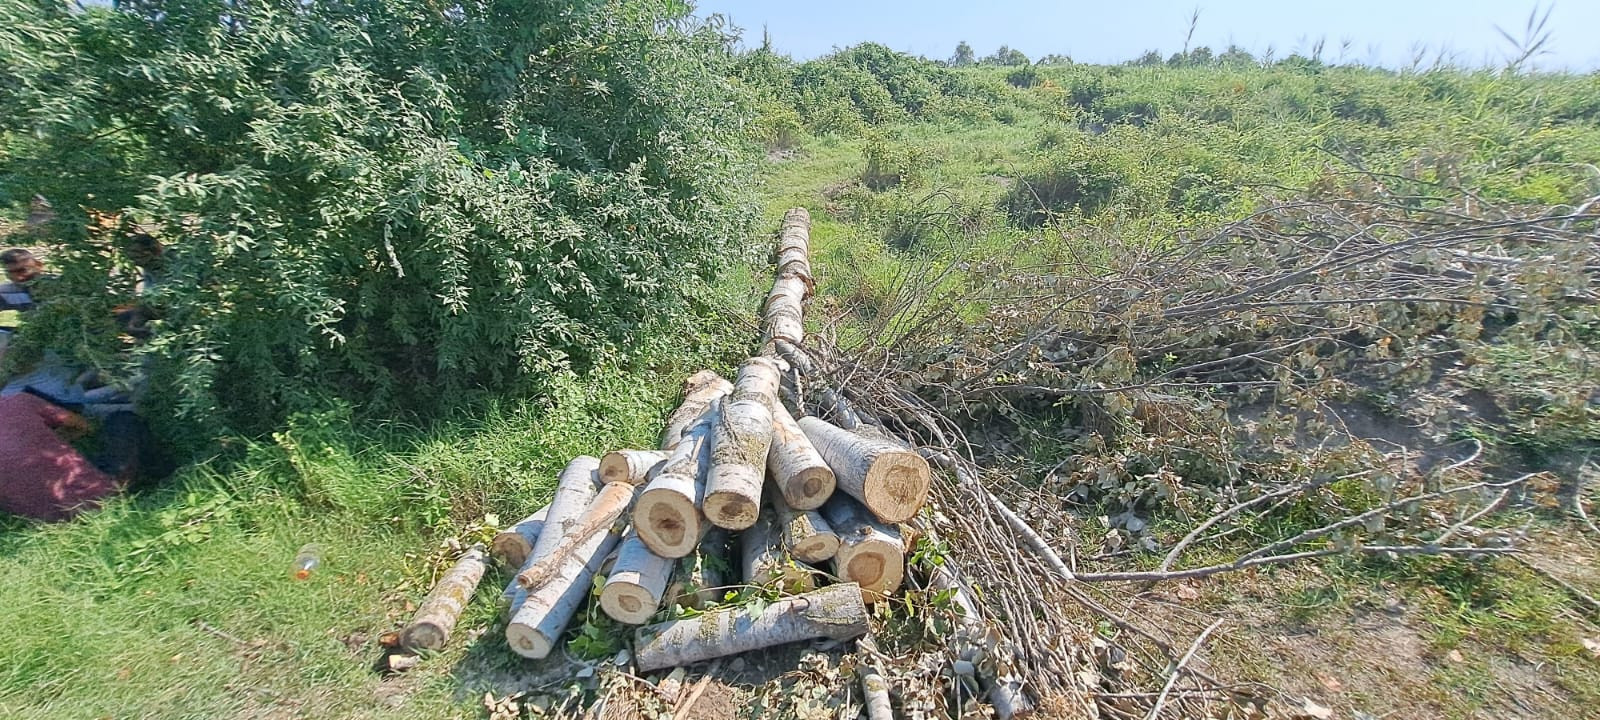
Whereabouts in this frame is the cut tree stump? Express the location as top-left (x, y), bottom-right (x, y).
top-left (773, 491), bottom-right (839, 563)
top-left (823, 495), bottom-right (906, 603)
top-left (767, 404), bottom-right (835, 510)
top-left (704, 357), bottom-right (782, 530)
top-left (633, 582), bottom-right (869, 672)
top-left (399, 544), bottom-right (488, 652)
top-left (799, 416), bottom-right (930, 524)
top-left (740, 510), bottom-right (817, 594)
top-left (666, 528), bottom-right (731, 610)
top-left (505, 520), bottom-right (623, 659)
top-left (490, 507), bottom-right (548, 569)
top-left (636, 400), bottom-right (721, 558)
top-left (600, 528), bottom-right (675, 625)
top-left (600, 450), bottom-right (668, 486)
top-left (516, 480), bottom-right (635, 590)
top-left (661, 371), bottom-right (733, 449)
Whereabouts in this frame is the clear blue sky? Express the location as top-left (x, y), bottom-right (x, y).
top-left (692, 1), bottom-right (1600, 70)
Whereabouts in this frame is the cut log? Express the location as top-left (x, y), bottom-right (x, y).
top-left (763, 274), bottom-right (808, 346)
top-left (666, 528), bottom-right (731, 610)
top-left (399, 544), bottom-right (488, 652)
top-left (772, 492), bottom-right (839, 563)
top-left (633, 582), bottom-right (869, 672)
top-left (490, 507), bottom-right (548, 569)
top-left (600, 528), bottom-right (675, 625)
top-left (767, 404), bottom-right (835, 510)
top-left (635, 401), bottom-right (721, 558)
top-left (703, 357), bottom-right (782, 530)
top-left (660, 371), bottom-right (734, 449)
top-left (823, 495), bottom-right (906, 603)
top-left (505, 522), bottom-right (623, 659)
top-left (862, 670), bottom-right (894, 720)
top-left (740, 511), bottom-right (817, 594)
top-left (600, 449), bottom-right (668, 486)
top-left (502, 456), bottom-right (602, 602)
top-left (799, 416), bottom-right (930, 524)
top-left (516, 480), bottom-right (635, 589)
top-left (775, 208), bottom-right (813, 283)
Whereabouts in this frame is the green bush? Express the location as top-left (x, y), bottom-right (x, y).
top-left (0, 0), bottom-right (756, 444)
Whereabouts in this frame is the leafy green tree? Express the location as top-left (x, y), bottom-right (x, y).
top-left (0, 0), bottom-right (756, 442)
top-left (949, 41), bottom-right (975, 67)
top-left (983, 45), bottom-right (1030, 67)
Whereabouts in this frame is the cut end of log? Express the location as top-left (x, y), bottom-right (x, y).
top-left (636, 487), bottom-right (702, 558)
top-left (490, 534), bottom-right (532, 570)
top-left (863, 451), bottom-right (931, 523)
top-left (599, 450), bottom-right (666, 486)
top-left (505, 623), bottom-right (553, 660)
top-left (791, 532), bottom-right (840, 564)
top-left (705, 489), bottom-right (760, 530)
top-left (791, 468), bottom-right (836, 510)
top-left (600, 583), bottom-right (659, 625)
top-left (839, 536), bottom-right (905, 603)
top-left (398, 623), bottom-right (446, 653)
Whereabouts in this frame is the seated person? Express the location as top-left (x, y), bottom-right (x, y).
top-left (0, 248), bottom-right (44, 314)
top-left (0, 393), bottom-right (156, 522)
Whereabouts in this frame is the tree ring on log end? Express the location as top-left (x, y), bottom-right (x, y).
top-left (847, 553), bottom-right (885, 587)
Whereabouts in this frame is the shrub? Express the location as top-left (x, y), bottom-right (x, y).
top-left (0, 0), bottom-right (757, 443)
top-left (1005, 66), bottom-right (1041, 89)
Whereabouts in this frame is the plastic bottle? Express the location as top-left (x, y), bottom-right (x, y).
top-left (291, 543), bottom-right (323, 580)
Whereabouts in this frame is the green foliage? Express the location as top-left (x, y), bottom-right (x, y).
top-left (0, 0), bottom-right (757, 444)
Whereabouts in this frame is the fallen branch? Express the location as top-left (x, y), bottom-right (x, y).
top-left (401, 544), bottom-right (488, 652)
top-left (633, 583), bottom-right (869, 672)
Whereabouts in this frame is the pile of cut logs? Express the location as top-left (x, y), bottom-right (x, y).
top-left (394, 209), bottom-right (933, 674)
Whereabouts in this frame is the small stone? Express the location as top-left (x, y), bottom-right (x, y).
top-left (952, 660), bottom-right (976, 677)
top-left (728, 657), bottom-right (747, 673)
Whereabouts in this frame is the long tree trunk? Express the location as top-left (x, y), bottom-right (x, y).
top-left (767, 404), bottom-right (835, 510)
top-left (660, 371), bottom-right (733, 449)
top-left (490, 506), bottom-right (548, 569)
top-left (666, 528), bottom-right (731, 610)
top-left (505, 521), bottom-right (623, 659)
top-left (704, 357), bottom-right (782, 530)
top-left (823, 495), bottom-right (906, 603)
top-left (772, 491), bottom-right (839, 563)
top-left (799, 416), bottom-right (930, 524)
top-left (502, 456), bottom-right (600, 604)
top-left (775, 208), bottom-right (813, 283)
top-left (516, 480), bottom-right (635, 590)
top-left (600, 450), bottom-right (668, 486)
top-left (740, 511), bottom-right (817, 594)
top-left (399, 544), bottom-right (488, 652)
top-left (635, 400), bottom-right (721, 558)
top-left (633, 582), bottom-right (869, 672)
top-left (763, 274), bottom-right (808, 346)
top-left (600, 528), bottom-right (675, 625)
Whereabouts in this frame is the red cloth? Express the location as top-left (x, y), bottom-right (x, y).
top-left (0, 393), bottom-right (117, 521)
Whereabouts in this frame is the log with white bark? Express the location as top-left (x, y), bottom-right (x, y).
top-left (632, 582), bottom-right (869, 672)
top-left (600, 450), bottom-right (668, 486)
top-left (505, 521), bottom-right (623, 659)
top-left (635, 400), bottom-right (721, 558)
top-left (703, 357), bottom-right (782, 530)
top-left (763, 274), bottom-right (808, 346)
top-left (490, 507), bottom-right (548, 569)
top-left (502, 457), bottom-right (603, 602)
top-left (799, 416), bottom-right (930, 524)
top-left (516, 479), bottom-right (635, 589)
top-left (862, 670), bottom-right (895, 720)
top-left (740, 511), bottom-right (817, 594)
top-left (666, 528), bottom-right (731, 610)
top-left (767, 404), bottom-right (835, 510)
top-left (660, 371), bottom-right (734, 449)
top-left (772, 490), bottom-right (839, 563)
top-left (399, 544), bottom-right (488, 652)
top-left (600, 528), bottom-right (675, 625)
top-left (775, 208), bottom-right (813, 283)
top-left (822, 495), bottom-right (906, 603)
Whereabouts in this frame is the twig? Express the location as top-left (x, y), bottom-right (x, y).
top-left (1145, 619), bottom-right (1225, 720)
top-left (1076, 545), bottom-right (1517, 583)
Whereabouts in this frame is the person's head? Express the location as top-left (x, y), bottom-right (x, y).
top-left (1, 249), bottom-right (43, 284)
top-left (122, 232), bottom-right (164, 270)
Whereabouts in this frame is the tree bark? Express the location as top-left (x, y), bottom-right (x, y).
top-left (767, 404), bottom-right (835, 510)
top-left (660, 370), bottom-right (733, 449)
top-left (490, 506), bottom-right (548, 569)
top-left (600, 528), bottom-right (675, 625)
top-left (502, 456), bottom-right (600, 605)
top-left (635, 400), bottom-right (721, 558)
top-left (399, 544), bottom-right (488, 652)
top-left (763, 274), bottom-right (808, 346)
top-left (799, 416), bottom-right (930, 524)
top-left (600, 449), bottom-right (668, 486)
top-left (862, 670), bottom-right (895, 720)
top-left (776, 208), bottom-right (813, 284)
top-left (704, 357), bottom-right (782, 530)
top-left (772, 491), bottom-right (839, 563)
top-left (740, 510), bottom-right (817, 594)
top-left (516, 480), bottom-right (635, 589)
top-left (505, 521), bottom-right (623, 659)
top-left (633, 582), bottom-right (869, 672)
top-left (822, 495), bottom-right (906, 603)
